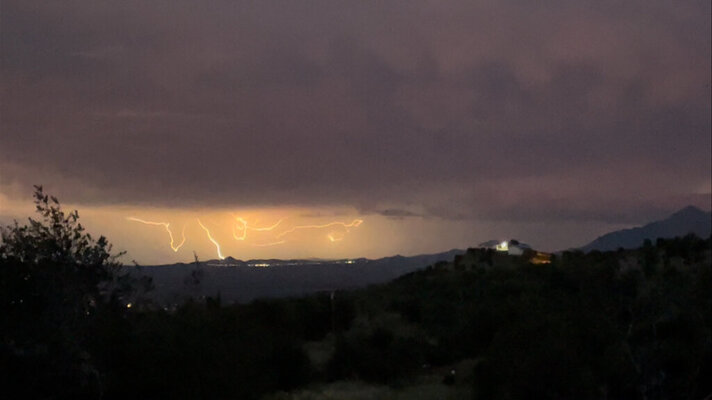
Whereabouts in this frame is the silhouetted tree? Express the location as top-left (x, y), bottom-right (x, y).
top-left (0, 186), bottom-right (129, 399)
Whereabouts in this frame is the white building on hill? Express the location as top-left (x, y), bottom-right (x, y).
top-left (479, 239), bottom-right (531, 256)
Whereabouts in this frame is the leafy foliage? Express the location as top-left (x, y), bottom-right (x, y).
top-left (322, 238), bottom-right (711, 399)
top-left (0, 186), bottom-right (128, 399)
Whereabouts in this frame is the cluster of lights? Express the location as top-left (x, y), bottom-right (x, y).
top-left (127, 214), bottom-right (363, 260)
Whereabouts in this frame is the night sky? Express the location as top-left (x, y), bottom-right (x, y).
top-left (1, 1), bottom-right (710, 263)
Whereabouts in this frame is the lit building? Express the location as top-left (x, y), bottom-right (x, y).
top-left (480, 239), bottom-right (531, 256)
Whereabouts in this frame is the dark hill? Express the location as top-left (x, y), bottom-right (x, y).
top-left (581, 206), bottom-right (711, 252)
top-left (129, 249), bottom-right (464, 304)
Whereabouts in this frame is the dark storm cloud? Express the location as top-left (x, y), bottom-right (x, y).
top-left (375, 209), bottom-right (422, 219)
top-left (1, 0), bottom-right (710, 223)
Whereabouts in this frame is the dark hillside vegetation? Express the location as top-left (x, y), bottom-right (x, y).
top-left (333, 239), bottom-right (711, 399)
top-left (581, 206), bottom-right (711, 252)
top-left (2, 189), bottom-right (710, 399)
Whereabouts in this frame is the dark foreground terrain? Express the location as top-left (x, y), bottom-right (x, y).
top-left (2, 190), bottom-right (711, 399)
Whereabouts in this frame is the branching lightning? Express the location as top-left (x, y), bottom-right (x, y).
top-left (128, 213), bottom-right (362, 259)
top-left (231, 216), bottom-right (284, 241)
top-left (276, 219), bottom-right (363, 239)
top-left (197, 218), bottom-right (225, 260)
top-left (127, 217), bottom-right (186, 252)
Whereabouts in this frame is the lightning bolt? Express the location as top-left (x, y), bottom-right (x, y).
top-left (129, 213), bottom-right (363, 257)
top-left (127, 217), bottom-right (186, 252)
top-left (276, 219), bottom-right (363, 239)
top-left (197, 218), bottom-right (225, 260)
top-left (232, 216), bottom-right (284, 241)
top-left (249, 218), bottom-right (284, 231)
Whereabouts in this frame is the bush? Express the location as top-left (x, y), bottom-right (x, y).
top-left (0, 186), bottom-right (129, 399)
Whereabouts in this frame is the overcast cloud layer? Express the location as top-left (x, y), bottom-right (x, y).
top-left (2, 0), bottom-right (710, 226)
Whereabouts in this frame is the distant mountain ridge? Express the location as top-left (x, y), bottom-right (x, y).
top-left (130, 249), bottom-right (464, 304)
top-left (581, 206), bottom-right (711, 252)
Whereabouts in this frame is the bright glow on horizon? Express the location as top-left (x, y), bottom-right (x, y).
top-left (126, 212), bottom-right (364, 260)
top-left (2, 192), bottom-right (512, 265)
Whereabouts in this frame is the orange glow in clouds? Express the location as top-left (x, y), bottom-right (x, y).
top-left (127, 213), bottom-right (363, 259)
top-left (276, 219), bottom-right (363, 239)
top-left (327, 232), bottom-right (345, 242)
